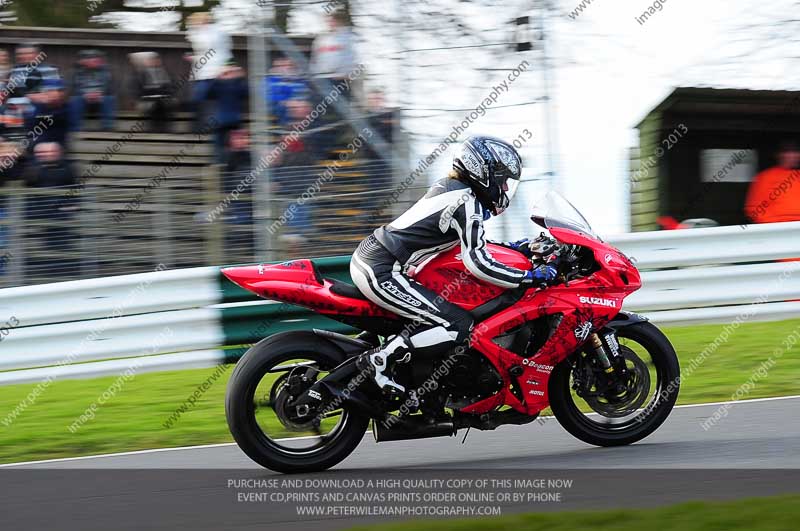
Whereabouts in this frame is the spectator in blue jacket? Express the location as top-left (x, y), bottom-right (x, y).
top-left (208, 63), bottom-right (249, 164)
top-left (264, 57), bottom-right (308, 126)
top-left (70, 50), bottom-right (115, 132)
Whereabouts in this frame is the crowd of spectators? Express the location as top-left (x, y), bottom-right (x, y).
top-left (0, 7), bottom-right (397, 276)
top-left (0, 15), bottom-right (253, 188)
top-left (0, 43), bottom-right (73, 190)
top-left (0, 43), bottom-right (117, 188)
top-left (0, 7), bottom-right (389, 191)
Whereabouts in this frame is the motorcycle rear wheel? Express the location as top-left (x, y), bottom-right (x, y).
top-left (548, 321), bottom-right (679, 447)
top-left (225, 332), bottom-right (370, 473)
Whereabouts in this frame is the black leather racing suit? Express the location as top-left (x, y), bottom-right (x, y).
top-left (350, 177), bottom-right (531, 358)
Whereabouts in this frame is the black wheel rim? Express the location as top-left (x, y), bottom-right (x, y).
top-left (246, 355), bottom-right (353, 457)
top-left (565, 332), bottom-right (668, 432)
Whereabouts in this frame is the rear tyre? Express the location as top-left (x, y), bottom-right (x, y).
top-left (226, 332), bottom-right (370, 473)
top-left (548, 322), bottom-right (679, 447)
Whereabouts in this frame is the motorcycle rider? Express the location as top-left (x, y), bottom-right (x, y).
top-left (350, 135), bottom-right (556, 394)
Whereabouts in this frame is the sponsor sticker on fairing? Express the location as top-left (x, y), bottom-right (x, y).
top-left (574, 321), bottom-right (593, 341)
top-left (521, 359), bottom-right (554, 371)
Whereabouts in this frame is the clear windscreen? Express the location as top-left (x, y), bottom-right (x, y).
top-left (530, 190), bottom-right (601, 240)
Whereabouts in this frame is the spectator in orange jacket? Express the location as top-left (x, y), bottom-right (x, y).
top-left (744, 141), bottom-right (800, 223)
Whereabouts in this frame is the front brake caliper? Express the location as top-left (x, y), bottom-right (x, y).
top-left (571, 355), bottom-right (596, 398)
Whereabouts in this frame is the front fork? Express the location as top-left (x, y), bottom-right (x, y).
top-left (577, 332), bottom-right (629, 394)
top-left (588, 333), bottom-right (615, 373)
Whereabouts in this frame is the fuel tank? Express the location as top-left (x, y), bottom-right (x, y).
top-left (413, 244), bottom-right (530, 311)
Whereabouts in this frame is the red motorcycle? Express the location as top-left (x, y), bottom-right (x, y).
top-left (222, 192), bottom-right (680, 473)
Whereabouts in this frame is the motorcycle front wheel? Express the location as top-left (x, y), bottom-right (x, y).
top-left (548, 321), bottom-right (680, 447)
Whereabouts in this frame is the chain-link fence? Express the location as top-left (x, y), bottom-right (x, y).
top-left (0, 159), bottom-right (423, 287)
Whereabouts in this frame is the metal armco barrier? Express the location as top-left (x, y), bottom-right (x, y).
top-left (2, 222), bottom-right (800, 385)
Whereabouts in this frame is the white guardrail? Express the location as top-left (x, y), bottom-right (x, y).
top-left (2, 222), bottom-right (800, 385)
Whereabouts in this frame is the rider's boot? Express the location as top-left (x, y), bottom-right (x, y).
top-left (356, 335), bottom-right (411, 395)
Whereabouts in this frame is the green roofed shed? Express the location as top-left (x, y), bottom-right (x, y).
top-left (630, 87), bottom-right (800, 231)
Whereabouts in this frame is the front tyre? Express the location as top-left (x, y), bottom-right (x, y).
top-left (225, 332), bottom-right (370, 473)
top-left (549, 322), bottom-right (680, 447)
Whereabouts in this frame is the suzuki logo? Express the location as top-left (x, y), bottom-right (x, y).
top-left (578, 295), bottom-right (617, 308)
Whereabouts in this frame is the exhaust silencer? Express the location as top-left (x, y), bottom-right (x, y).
top-left (373, 416), bottom-right (456, 442)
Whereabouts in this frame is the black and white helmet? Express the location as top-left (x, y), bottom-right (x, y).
top-left (453, 135), bottom-right (522, 215)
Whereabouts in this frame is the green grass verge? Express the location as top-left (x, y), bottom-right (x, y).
top-left (1, 318), bottom-right (799, 464)
top-left (347, 494), bottom-right (800, 531)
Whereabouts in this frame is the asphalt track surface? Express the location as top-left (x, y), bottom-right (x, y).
top-left (4, 396), bottom-right (800, 530)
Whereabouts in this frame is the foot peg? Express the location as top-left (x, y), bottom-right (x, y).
top-left (357, 339), bottom-right (411, 394)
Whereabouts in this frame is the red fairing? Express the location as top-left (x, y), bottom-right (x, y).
top-left (412, 244), bottom-right (531, 310)
top-left (222, 226), bottom-right (642, 419)
top-left (549, 227), bottom-right (642, 292)
top-left (461, 228), bottom-right (641, 416)
top-left (221, 260), bottom-right (394, 318)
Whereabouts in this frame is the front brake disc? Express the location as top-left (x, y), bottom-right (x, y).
top-left (584, 346), bottom-right (651, 418)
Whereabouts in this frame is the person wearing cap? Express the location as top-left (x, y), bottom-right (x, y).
top-left (745, 140), bottom-right (800, 223)
top-left (70, 50), bottom-right (115, 132)
top-left (29, 78), bottom-right (71, 149)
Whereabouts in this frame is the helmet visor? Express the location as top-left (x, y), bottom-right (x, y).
top-left (494, 177), bottom-right (520, 215)
top-left (505, 177), bottom-right (520, 204)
